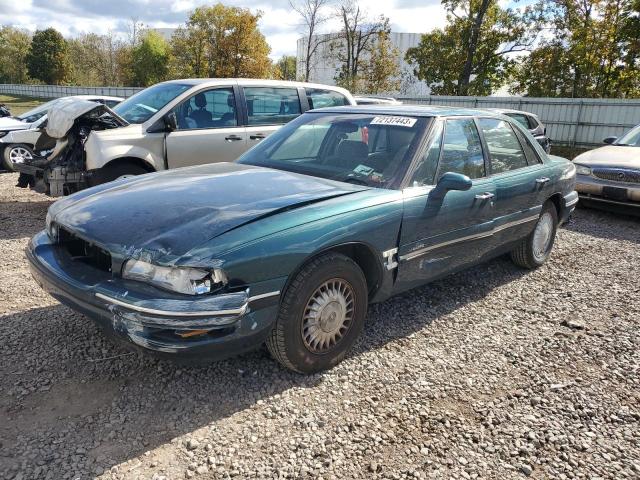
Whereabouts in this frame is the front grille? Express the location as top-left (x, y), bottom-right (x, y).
top-left (58, 227), bottom-right (112, 272)
top-left (592, 167), bottom-right (640, 184)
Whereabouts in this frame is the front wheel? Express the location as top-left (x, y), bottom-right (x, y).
top-left (88, 161), bottom-right (149, 187)
top-left (510, 202), bottom-right (558, 269)
top-left (3, 144), bottom-right (33, 171)
top-left (266, 252), bottom-right (368, 374)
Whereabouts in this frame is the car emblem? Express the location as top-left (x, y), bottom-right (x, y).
top-left (618, 172), bottom-right (625, 180)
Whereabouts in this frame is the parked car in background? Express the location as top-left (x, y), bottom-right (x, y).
top-left (0, 95), bottom-right (123, 171)
top-left (354, 96), bottom-right (402, 105)
top-left (488, 109), bottom-right (551, 153)
top-left (28, 106), bottom-right (577, 372)
top-left (15, 79), bottom-right (355, 196)
top-left (573, 124), bottom-right (640, 211)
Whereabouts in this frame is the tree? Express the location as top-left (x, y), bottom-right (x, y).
top-left (510, 0), bottom-right (640, 98)
top-left (405, 0), bottom-right (540, 95)
top-left (363, 31), bottom-right (401, 94)
top-left (26, 28), bottom-right (71, 85)
top-left (275, 55), bottom-right (297, 80)
top-left (290, 0), bottom-right (329, 81)
top-left (0, 27), bottom-right (31, 84)
top-left (131, 30), bottom-right (170, 86)
top-left (169, 4), bottom-right (272, 79)
top-left (68, 32), bottom-right (125, 86)
top-left (329, 0), bottom-right (390, 93)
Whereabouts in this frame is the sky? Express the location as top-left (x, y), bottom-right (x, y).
top-left (0, 0), bottom-right (449, 59)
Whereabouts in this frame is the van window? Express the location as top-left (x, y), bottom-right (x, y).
top-left (173, 88), bottom-right (237, 130)
top-left (244, 87), bottom-right (301, 126)
top-left (306, 88), bottom-right (350, 109)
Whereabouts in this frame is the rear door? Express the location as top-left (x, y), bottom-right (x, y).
top-left (476, 117), bottom-right (549, 248)
top-left (242, 86), bottom-right (303, 148)
top-left (396, 117), bottom-right (497, 291)
top-left (166, 85), bottom-right (247, 168)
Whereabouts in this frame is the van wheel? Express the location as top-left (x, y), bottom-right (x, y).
top-left (89, 162), bottom-right (148, 186)
top-left (266, 252), bottom-right (368, 374)
top-left (3, 144), bottom-right (33, 171)
top-left (510, 202), bottom-right (558, 269)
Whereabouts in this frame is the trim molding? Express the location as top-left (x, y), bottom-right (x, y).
top-left (399, 215), bottom-right (539, 262)
top-left (248, 291), bottom-right (281, 302)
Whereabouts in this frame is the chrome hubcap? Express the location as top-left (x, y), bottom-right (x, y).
top-left (9, 146), bottom-right (32, 165)
top-left (302, 279), bottom-right (355, 353)
top-left (532, 212), bottom-right (554, 261)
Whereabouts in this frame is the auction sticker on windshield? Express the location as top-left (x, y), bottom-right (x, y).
top-left (371, 116), bottom-right (417, 127)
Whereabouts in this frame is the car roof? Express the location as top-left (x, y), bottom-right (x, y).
top-left (157, 78), bottom-right (352, 96)
top-left (486, 107), bottom-right (538, 117)
top-left (309, 104), bottom-right (509, 118)
top-left (66, 94), bottom-right (124, 101)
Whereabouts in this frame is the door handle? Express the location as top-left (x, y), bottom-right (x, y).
top-left (225, 135), bottom-right (243, 142)
top-left (249, 133), bottom-right (266, 140)
top-left (535, 177), bottom-right (550, 185)
top-left (475, 192), bottom-right (495, 200)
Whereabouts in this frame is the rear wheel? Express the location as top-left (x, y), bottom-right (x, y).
top-left (89, 161), bottom-right (149, 186)
top-left (3, 144), bottom-right (33, 171)
top-left (510, 202), bottom-right (558, 269)
top-left (266, 252), bottom-right (368, 373)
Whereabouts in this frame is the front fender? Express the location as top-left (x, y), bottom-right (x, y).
top-left (85, 130), bottom-right (164, 171)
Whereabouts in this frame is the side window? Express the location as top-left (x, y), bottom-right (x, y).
top-left (527, 115), bottom-right (540, 130)
top-left (438, 118), bottom-right (485, 180)
top-left (173, 87), bottom-right (237, 130)
top-left (245, 87), bottom-right (301, 126)
top-left (507, 113), bottom-right (530, 129)
top-left (513, 127), bottom-right (543, 165)
top-left (411, 121), bottom-right (443, 186)
top-left (305, 88), bottom-right (350, 109)
top-left (478, 118), bottom-right (529, 174)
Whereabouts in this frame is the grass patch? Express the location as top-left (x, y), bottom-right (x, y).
top-left (0, 94), bottom-right (48, 116)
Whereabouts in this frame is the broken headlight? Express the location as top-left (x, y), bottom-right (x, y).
top-left (122, 259), bottom-right (227, 295)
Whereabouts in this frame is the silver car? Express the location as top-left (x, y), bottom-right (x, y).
top-left (0, 95), bottom-right (122, 171)
top-left (82, 79), bottom-right (355, 185)
top-left (573, 124), bottom-right (640, 211)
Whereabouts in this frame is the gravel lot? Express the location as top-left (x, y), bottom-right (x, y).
top-left (0, 172), bottom-right (638, 480)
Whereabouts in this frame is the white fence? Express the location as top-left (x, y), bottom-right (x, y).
top-left (398, 95), bottom-right (640, 148)
top-left (1, 83), bottom-right (639, 148)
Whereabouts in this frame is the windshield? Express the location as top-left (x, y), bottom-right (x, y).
top-left (113, 83), bottom-right (191, 124)
top-left (17, 99), bottom-right (59, 123)
top-left (238, 112), bottom-right (427, 188)
top-left (616, 125), bottom-right (640, 146)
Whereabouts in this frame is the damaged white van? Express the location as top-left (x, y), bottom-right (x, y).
top-left (16, 79), bottom-right (354, 196)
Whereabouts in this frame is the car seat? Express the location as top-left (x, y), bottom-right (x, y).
top-left (220, 95), bottom-right (236, 126)
top-left (189, 93), bottom-right (212, 128)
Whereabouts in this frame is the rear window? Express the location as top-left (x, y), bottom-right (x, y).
top-left (306, 88), bottom-right (350, 109)
top-left (244, 87), bottom-right (301, 126)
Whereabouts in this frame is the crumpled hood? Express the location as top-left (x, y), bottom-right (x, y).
top-left (0, 116), bottom-right (29, 131)
top-left (573, 145), bottom-right (640, 168)
top-left (52, 163), bottom-right (367, 262)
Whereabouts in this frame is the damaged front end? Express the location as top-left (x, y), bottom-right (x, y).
top-left (16, 98), bottom-right (127, 197)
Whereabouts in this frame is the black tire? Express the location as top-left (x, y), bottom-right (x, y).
top-left (510, 201), bottom-right (559, 269)
top-left (89, 161), bottom-right (148, 186)
top-left (2, 144), bottom-right (34, 172)
top-left (266, 252), bottom-right (368, 374)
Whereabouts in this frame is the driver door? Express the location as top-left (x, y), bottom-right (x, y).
top-left (395, 117), bottom-right (497, 292)
top-left (166, 86), bottom-right (248, 168)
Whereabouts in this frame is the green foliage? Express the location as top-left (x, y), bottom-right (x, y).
top-left (169, 3), bottom-right (272, 79)
top-left (131, 30), bottom-right (169, 87)
top-left (511, 0), bottom-right (640, 98)
top-left (67, 33), bottom-right (124, 86)
top-left (363, 31), bottom-right (401, 94)
top-left (26, 28), bottom-right (71, 85)
top-left (406, 0), bottom-right (539, 96)
top-left (0, 27), bottom-right (31, 83)
top-left (274, 55), bottom-right (298, 81)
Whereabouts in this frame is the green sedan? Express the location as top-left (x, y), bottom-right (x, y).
top-left (28, 106), bottom-right (578, 373)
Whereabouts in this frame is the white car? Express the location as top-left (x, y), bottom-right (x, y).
top-left (16, 79), bottom-right (355, 196)
top-left (0, 95), bottom-right (123, 171)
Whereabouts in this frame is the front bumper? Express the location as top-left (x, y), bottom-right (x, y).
top-left (576, 174), bottom-right (640, 208)
top-left (27, 231), bottom-right (281, 359)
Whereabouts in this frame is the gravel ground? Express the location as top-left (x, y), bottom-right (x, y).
top-left (0, 172), bottom-right (638, 480)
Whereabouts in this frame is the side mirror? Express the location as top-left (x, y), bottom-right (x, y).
top-left (435, 172), bottom-right (473, 193)
top-left (164, 112), bottom-right (177, 132)
top-left (603, 136), bottom-right (617, 145)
